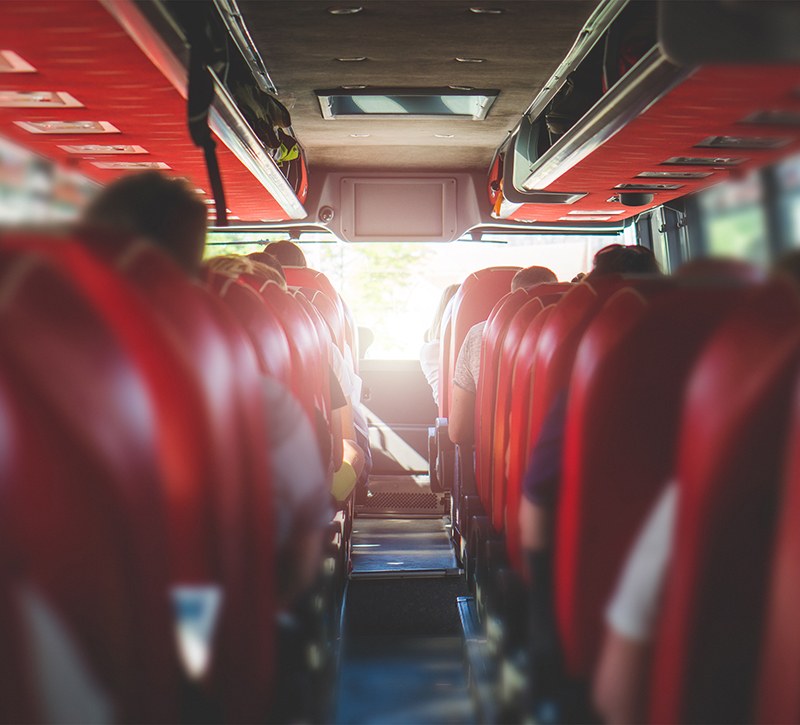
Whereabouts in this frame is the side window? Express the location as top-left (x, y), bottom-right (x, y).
top-left (697, 171), bottom-right (770, 264)
top-left (775, 154), bottom-right (800, 248)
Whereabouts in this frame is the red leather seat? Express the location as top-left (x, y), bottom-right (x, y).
top-left (284, 266), bottom-right (346, 349)
top-left (439, 266), bottom-right (521, 419)
top-left (649, 280), bottom-right (800, 724)
top-left (259, 282), bottom-right (328, 424)
top-left (489, 298), bottom-right (548, 532)
top-left (475, 289), bottom-right (532, 509)
top-left (553, 283), bottom-right (744, 680)
top-left (207, 271), bottom-right (293, 387)
top-left (756, 375), bottom-right (800, 724)
top-left (299, 286), bottom-right (345, 353)
top-left (0, 249), bottom-right (180, 722)
top-left (76, 234), bottom-right (276, 722)
top-left (504, 306), bottom-right (558, 568)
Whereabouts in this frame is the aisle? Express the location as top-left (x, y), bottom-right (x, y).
top-left (335, 517), bottom-right (474, 724)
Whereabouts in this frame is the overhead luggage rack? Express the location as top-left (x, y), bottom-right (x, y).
top-left (494, 0), bottom-right (800, 225)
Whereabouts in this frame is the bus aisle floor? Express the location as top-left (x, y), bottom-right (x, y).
top-left (335, 516), bottom-right (474, 724)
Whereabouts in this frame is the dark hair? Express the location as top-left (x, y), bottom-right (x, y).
top-left (589, 244), bottom-right (660, 278)
top-left (248, 251), bottom-right (286, 280)
top-left (263, 240), bottom-right (307, 267)
top-left (511, 265), bottom-right (558, 291)
top-left (82, 171), bottom-right (207, 273)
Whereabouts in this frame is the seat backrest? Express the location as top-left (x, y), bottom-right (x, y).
top-left (504, 305), bottom-right (557, 571)
top-left (756, 375), bottom-right (800, 724)
top-left (475, 289), bottom-right (531, 508)
top-left (259, 282), bottom-right (327, 422)
top-left (284, 265), bottom-right (346, 341)
top-left (441, 266), bottom-right (520, 418)
top-left (208, 272), bottom-right (293, 387)
top-left (299, 286), bottom-right (344, 353)
top-left (490, 297), bottom-right (547, 533)
top-left (554, 284), bottom-right (744, 679)
top-left (84, 237), bottom-right (276, 722)
top-left (0, 250), bottom-right (180, 722)
top-left (649, 281), bottom-right (800, 724)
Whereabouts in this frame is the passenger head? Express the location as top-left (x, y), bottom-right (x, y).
top-left (263, 240), bottom-right (307, 267)
top-left (588, 244), bottom-right (660, 279)
top-left (248, 251), bottom-right (286, 280)
top-left (426, 283), bottom-right (460, 342)
top-left (511, 265), bottom-right (558, 291)
top-left (81, 171), bottom-right (207, 273)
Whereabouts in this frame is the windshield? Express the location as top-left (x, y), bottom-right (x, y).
top-left (206, 233), bottom-right (622, 359)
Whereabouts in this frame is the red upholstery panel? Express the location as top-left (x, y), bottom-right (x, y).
top-left (0, 252), bottom-right (180, 722)
top-left (475, 289), bottom-right (531, 509)
top-left (284, 267), bottom-right (346, 339)
top-left (259, 282), bottom-right (327, 423)
top-left (756, 376), bottom-right (800, 724)
top-left (442, 267), bottom-right (520, 419)
top-left (490, 298), bottom-right (546, 533)
top-left (504, 306), bottom-right (556, 571)
top-left (85, 238), bottom-right (275, 722)
top-left (208, 272), bottom-right (293, 387)
top-left (649, 281), bottom-right (800, 724)
top-left (555, 283), bottom-right (744, 679)
top-left (0, 1), bottom-right (292, 221)
top-left (300, 287), bottom-right (345, 353)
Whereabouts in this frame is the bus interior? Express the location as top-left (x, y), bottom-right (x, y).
top-left (2, 1), bottom-right (800, 723)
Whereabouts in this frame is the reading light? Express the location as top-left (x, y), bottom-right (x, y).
top-left (327, 6), bottom-right (363, 14)
top-left (59, 144), bottom-right (148, 155)
top-left (434, 134), bottom-right (455, 138)
top-left (15, 120), bottom-right (120, 134)
top-left (92, 161), bottom-right (170, 170)
top-left (0, 90), bottom-right (82, 108)
top-left (469, 7), bottom-right (504, 13)
top-left (0, 50), bottom-right (36, 73)
top-left (335, 56), bottom-right (367, 62)
top-left (454, 57), bottom-right (486, 63)
top-left (350, 133), bottom-right (370, 138)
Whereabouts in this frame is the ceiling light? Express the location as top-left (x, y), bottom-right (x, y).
top-left (0, 91), bottom-right (82, 108)
top-left (454, 57), bottom-right (486, 63)
top-left (341, 85), bottom-right (367, 90)
top-left (15, 120), bottom-right (120, 134)
top-left (695, 135), bottom-right (791, 150)
top-left (349, 133), bottom-right (370, 138)
top-left (92, 161), bottom-right (170, 170)
top-left (434, 134), bottom-right (454, 138)
top-left (568, 209), bottom-right (625, 215)
top-left (662, 156), bottom-right (745, 167)
top-left (0, 50), bottom-right (36, 73)
top-left (469, 7), bottom-right (505, 14)
top-left (335, 56), bottom-right (367, 62)
top-left (327, 6), bottom-right (363, 14)
top-left (615, 182), bottom-right (683, 191)
top-left (559, 215), bottom-right (613, 222)
top-left (741, 110), bottom-right (800, 126)
top-left (58, 143), bottom-right (147, 155)
top-left (637, 170), bottom-right (712, 179)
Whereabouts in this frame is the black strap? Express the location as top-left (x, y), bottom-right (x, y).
top-left (186, 14), bottom-right (228, 227)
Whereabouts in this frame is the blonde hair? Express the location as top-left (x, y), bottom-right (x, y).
top-left (205, 254), bottom-right (288, 290)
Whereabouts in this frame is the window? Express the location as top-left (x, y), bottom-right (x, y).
top-left (206, 232), bottom-right (618, 359)
top-left (697, 171), bottom-right (770, 264)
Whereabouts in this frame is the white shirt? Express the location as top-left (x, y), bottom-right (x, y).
top-left (419, 339), bottom-right (440, 405)
top-left (453, 321), bottom-right (485, 394)
top-left (606, 483), bottom-right (678, 641)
